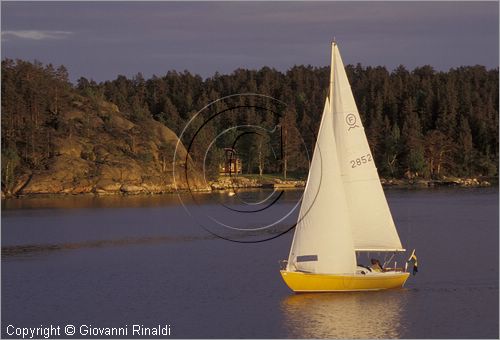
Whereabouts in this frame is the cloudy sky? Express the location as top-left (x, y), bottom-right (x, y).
top-left (2, 2), bottom-right (498, 82)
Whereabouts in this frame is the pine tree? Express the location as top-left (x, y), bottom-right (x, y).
top-left (401, 98), bottom-right (426, 178)
top-left (457, 117), bottom-right (474, 176)
top-left (381, 117), bottom-right (401, 178)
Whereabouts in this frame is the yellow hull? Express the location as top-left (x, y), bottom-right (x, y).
top-left (280, 270), bottom-right (410, 292)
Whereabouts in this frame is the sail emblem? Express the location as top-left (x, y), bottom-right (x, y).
top-left (345, 113), bottom-right (359, 131)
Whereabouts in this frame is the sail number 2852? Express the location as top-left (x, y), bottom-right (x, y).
top-left (350, 154), bottom-right (372, 168)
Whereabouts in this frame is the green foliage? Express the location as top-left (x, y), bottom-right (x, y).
top-left (2, 59), bottom-right (498, 189)
top-left (1, 59), bottom-right (75, 176)
top-left (98, 62), bottom-right (493, 180)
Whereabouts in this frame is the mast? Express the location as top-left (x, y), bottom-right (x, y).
top-left (285, 40), bottom-right (357, 275)
top-left (329, 41), bottom-right (335, 108)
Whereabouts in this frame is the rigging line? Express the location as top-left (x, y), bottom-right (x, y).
top-left (383, 253), bottom-right (396, 268)
top-left (406, 203), bottom-right (412, 255)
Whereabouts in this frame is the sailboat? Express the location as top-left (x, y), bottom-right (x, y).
top-left (280, 42), bottom-right (410, 292)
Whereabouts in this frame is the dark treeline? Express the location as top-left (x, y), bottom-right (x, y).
top-left (78, 63), bottom-right (499, 179)
top-left (2, 59), bottom-right (498, 187)
top-left (2, 60), bottom-right (74, 190)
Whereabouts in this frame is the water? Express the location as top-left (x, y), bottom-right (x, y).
top-left (2, 188), bottom-right (498, 338)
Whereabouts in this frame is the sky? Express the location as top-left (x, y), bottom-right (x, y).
top-left (1, 1), bottom-right (499, 83)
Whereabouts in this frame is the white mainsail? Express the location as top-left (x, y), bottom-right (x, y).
top-left (330, 43), bottom-right (404, 251)
top-left (287, 97), bottom-right (356, 275)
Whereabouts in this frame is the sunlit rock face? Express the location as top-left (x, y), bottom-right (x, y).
top-left (16, 100), bottom-right (207, 196)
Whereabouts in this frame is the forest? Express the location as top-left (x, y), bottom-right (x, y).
top-left (1, 58), bottom-right (498, 192)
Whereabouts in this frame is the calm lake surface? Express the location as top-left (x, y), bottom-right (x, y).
top-left (2, 188), bottom-right (498, 338)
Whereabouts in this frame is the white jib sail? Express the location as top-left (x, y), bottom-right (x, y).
top-left (330, 43), bottom-right (404, 251)
top-left (287, 97), bottom-right (357, 274)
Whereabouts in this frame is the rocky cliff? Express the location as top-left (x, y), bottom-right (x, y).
top-left (4, 99), bottom-right (207, 197)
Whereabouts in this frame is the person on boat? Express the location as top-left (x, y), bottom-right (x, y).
top-left (370, 259), bottom-right (384, 272)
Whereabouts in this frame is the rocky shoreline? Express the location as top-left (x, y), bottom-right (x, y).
top-left (1, 175), bottom-right (495, 199)
top-left (209, 177), bottom-right (306, 190)
top-left (0, 168), bottom-right (215, 197)
top-left (380, 176), bottom-right (494, 188)
top-left (208, 176), bottom-right (494, 191)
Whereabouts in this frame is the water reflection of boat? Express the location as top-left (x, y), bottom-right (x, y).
top-left (281, 291), bottom-right (407, 338)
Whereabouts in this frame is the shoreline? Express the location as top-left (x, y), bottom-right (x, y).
top-left (1, 176), bottom-right (496, 200)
